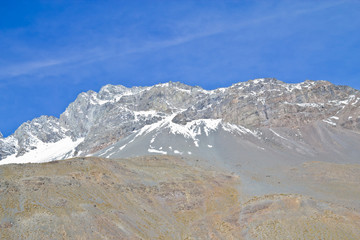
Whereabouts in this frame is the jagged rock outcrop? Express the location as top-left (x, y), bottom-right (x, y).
top-left (0, 136), bottom-right (17, 160)
top-left (172, 79), bottom-right (360, 129)
top-left (13, 116), bottom-right (70, 157)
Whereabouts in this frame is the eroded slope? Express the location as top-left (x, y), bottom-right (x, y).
top-left (0, 156), bottom-right (359, 239)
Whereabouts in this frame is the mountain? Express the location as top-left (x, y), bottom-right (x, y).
top-left (1, 78), bottom-right (360, 164)
top-left (1, 78), bottom-right (360, 239)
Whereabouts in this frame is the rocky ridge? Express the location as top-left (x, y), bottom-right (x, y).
top-left (1, 78), bottom-right (359, 161)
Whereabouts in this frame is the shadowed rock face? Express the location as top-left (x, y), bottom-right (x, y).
top-left (0, 156), bottom-right (359, 239)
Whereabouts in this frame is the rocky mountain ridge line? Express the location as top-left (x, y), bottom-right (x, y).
top-left (1, 78), bottom-right (359, 161)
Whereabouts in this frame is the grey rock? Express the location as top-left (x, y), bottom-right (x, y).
top-left (13, 116), bottom-right (70, 157)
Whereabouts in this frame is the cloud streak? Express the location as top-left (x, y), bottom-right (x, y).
top-left (0, 0), bottom-right (353, 82)
top-left (0, 59), bottom-right (66, 78)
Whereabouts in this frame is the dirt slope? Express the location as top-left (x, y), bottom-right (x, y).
top-left (0, 156), bottom-right (359, 239)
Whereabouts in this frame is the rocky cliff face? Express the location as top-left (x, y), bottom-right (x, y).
top-left (173, 79), bottom-right (359, 129)
top-left (1, 78), bottom-right (359, 161)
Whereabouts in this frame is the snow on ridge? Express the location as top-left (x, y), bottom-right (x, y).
top-left (133, 110), bottom-right (161, 121)
top-left (328, 95), bottom-right (359, 106)
top-left (135, 113), bottom-right (259, 141)
top-left (252, 78), bottom-right (266, 84)
top-left (118, 87), bottom-right (152, 98)
top-left (99, 84), bottom-right (128, 94)
top-left (174, 87), bottom-right (191, 94)
top-left (185, 119), bottom-right (222, 136)
top-left (152, 82), bottom-right (194, 94)
top-left (155, 82), bottom-right (170, 88)
top-left (89, 85), bottom-right (152, 105)
top-left (284, 83), bottom-right (303, 92)
top-left (0, 137), bottom-right (84, 165)
top-left (90, 97), bottom-right (110, 106)
top-left (141, 79), bottom-right (329, 95)
top-left (222, 122), bottom-right (260, 138)
top-left (225, 79), bottom-right (320, 95)
top-left (0, 135), bottom-right (19, 147)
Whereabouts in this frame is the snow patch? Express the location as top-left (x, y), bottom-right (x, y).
top-left (352, 97), bottom-right (360, 106)
top-left (98, 146), bottom-right (115, 157)
top-left (329, 95), bottom-right (357, 106)
top-left (323, 116), bottom-right (339, 126)
top-left (323, 119), bottom-right (337, 126)
top-left (134, 113), bottom-right (260, 150)
top-left (133, 110), bottom-right (159, 118)
top-left (148, 149), bottom-right (167, 154)
top-left (222, 123), bottom-right (260, 138)
top-left (269, 129), bottom-right (289, 141)
top-left (135, 114), bottom-right (222, 143)
top-left (258, 98), bottom-right (266, 105)
top-left (119, 144), bottom-right (127, 150)
top-left (0, 137), bottom-right (84, 165)
top-left (284, 102), bottom-right (324, 108)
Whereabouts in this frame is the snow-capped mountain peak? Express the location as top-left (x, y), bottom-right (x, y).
top-left (1, 79), bottom-right (359, 164)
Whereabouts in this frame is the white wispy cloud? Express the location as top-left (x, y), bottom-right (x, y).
top-left (0, 0), bottom-right (350, 81)
top-left (0, 59), bottom-right (66, 78)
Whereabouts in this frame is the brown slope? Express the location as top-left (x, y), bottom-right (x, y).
top-left (0, 156), bottom-right (359, 239)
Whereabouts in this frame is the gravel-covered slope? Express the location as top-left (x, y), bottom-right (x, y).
top-left (0, 156), bottom-right (359, 239)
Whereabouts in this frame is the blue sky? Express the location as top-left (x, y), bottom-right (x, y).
top-left (0, 0), bottom-right (359, 137)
